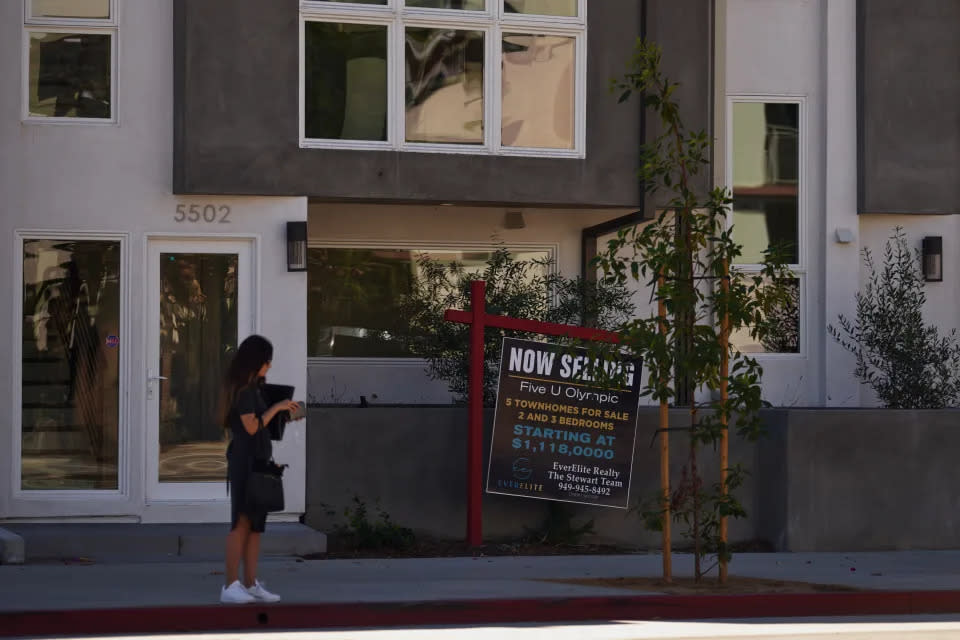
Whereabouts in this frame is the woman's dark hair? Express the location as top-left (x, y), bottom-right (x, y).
top-left (219, 334), bottom-right (273, 430)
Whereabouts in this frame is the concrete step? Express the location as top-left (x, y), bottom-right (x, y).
top-left (3, 523), bottom-right (327, 563)
top-left (21, 406), bottom-right (77, 428)
top-left (21, 429), bottom-right (89, 453)
top-left (22, 381), bottom-right (72, 405)
top-left (22, 358), bottom-right (71, 382)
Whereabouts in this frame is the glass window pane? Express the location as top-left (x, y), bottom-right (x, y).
top-left (504, 0), bottom-right (577, 17)
top-left (304, 22), bottom-right (388, 141)
top-left (501, 34), bottom-right (575, 149)
top-left (307, 248), bottom-right (549, 357)
top-left (158, 253), bottom-right (237, 483)
top-left (729, 278), bottom-right (800, 354)
top-left (405, 28), bottom-right (484, 144)
top-left (27, 32), bottom-right (112, 119)
top-left (406, 0), bottom-right (485, 9)
top-left (732, 102), bottom-right (799, 264)
top-left (324, 0), bottom-right (387, 3)
top-left (31, 0), bottom-right (110, 19)
top-left (21, 240), bottom-right (121, 490)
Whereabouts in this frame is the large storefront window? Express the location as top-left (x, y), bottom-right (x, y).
top-left (307, 247), bottom-right (549, 357)
top-left (301, 0), bottom-right (585, 156)
top-left (20, 239), bottom-right (121, 490)
top-left (729, 99), bottom-right (802, 354)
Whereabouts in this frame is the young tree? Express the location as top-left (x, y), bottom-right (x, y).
top-left (598, 39), bottom-right (793, 582)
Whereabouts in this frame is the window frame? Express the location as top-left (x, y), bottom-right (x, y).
top-left (306, 239), bottom-right (559, 364)
top-left (12, 230), bottom-right (130, 498)
top-left (725, 95), bottom-right (806, 358)
top-left (21, 0), bottom-right (119, 125)
top-left (299, 0), bottom-right (587, 157)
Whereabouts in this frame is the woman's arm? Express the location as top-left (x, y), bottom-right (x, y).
top-left (238, 400), bottom-right (300, 436)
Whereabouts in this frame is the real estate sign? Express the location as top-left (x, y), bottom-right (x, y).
top-left (486, 337), bottom-right (642, 509)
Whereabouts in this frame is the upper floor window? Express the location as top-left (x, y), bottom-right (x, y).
top-left (728, 98), bottom-right (803, 355)
top-left (300, 0), bottom-right (586, 157)
top-left (23, 0), bottom-right (117, 123)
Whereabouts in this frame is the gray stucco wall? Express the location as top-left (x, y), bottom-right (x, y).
top-left (858, 0), bottom-right (960, 214)
top-left (644, 0), bottom-right (714, 207)
top-left (173, 1), bottom-right (713, 208)
top-left (306, 407), bottom-right (960, 551)
top-left (305, 407), bottom-right (758, 547)
top-left (760, 409), bottom-right (960, 551)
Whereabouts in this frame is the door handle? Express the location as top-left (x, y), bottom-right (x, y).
top-left (147, 371), bottom-right (166, 398)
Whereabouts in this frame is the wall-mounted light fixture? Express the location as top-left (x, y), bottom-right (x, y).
top-left (922, 236), bottom-right (943, 282)
top-left (286, 221), bottom-right (307, 272)
top-left (835, 228), bottom-right (855, 244)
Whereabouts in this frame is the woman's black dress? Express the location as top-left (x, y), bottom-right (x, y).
top-left (227, 384), bottom-right (273, 533)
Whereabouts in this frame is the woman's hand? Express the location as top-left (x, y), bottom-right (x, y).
top-left (270, 400), bottom-right (304, 421)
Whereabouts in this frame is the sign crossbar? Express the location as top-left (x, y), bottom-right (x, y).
top-left (444, 280), bottom-right (624, 547)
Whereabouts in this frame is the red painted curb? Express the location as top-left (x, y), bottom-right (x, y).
top-left (3, 591), bottom-right (960, 637)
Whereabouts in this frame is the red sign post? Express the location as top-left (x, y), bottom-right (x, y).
top-left (444, 280), bottom-right (621, 547)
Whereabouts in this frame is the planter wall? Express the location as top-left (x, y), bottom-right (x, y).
top-left (305, 407), bottom-right (760, 547)
top-left (758, 409), bottom-right (960, 551)
top-left (306, 407), bottom-right (960, 551)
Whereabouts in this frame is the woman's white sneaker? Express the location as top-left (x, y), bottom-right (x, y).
top-left (247, 580), bottom-right (281, 603)
top-left (221, 580), bottom-right (256, 604)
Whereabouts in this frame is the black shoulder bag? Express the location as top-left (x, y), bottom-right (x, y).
top-left (246, 423), bottom-right (286, 513)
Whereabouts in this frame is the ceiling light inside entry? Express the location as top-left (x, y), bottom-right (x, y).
top-left (504, 210), bottom-right (526, 229)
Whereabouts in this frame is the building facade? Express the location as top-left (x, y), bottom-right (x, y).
top-left (1, 0), bottom-right (957, 525)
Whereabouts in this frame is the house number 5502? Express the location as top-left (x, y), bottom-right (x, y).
top-left (174, 204), bottom-right (231, 223)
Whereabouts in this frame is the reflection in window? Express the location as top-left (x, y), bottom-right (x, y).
top-left (406, 0), bottom-right (485, 9)
top-left (27, 32), bottom-right (111, 119)
top-left (729, 278), bottom-right (800, 354)
top-left (304, 22), bottom-right (388, 141)
top-left (505, 0), bottom-right (577, 16)
top-left (501, 34), bottom-right (575, 149)
top-left (21, 239), bottom-right (121, 490)
top-left (308, 248), bottom-right (548, 357)
top-left (732, 102), bottom-right (799, 264)
top-left (158, 254), bottom-right (238, 483)
top-left (31, 0), bottom-right (110, 19)
top-left (405, 28), bottom-right (484, 144)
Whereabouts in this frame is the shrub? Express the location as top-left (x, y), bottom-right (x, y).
top-left (829, 227), bottom-right (960, 408)
top-left (391, 247), bottom-right (635, 405)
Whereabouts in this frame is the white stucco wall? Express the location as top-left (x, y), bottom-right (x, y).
top-left (859, 216), bottom-right (960, 357)
top-left (724, 0), bottom-right (860, 407)
top-left (0, 1), bottom-right (308, 522)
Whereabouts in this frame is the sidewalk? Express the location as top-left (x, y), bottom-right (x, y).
top-left (3, 551), bottom-right (960, 636)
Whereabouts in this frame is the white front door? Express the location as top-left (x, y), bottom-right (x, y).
top-left (145, 238), bottom-right (254, 512)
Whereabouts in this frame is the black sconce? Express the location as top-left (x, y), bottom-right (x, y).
top-left (286, 221), bottom-right (307, 272)
top-left (922, 236), bottom-right (942, 282)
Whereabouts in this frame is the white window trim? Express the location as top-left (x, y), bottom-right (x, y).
top-left (22, 0), bottom-right (119, 125)
top-left (142, 234), bottom-right (261, 504)
top-left (726, 94), bottom-right (807, 358)
top-left (12, 230), bottom-right (130, 500)
top-left (306, 239), bottom-right (559, 365)
top-left (299, 0), bottom-right (587, 157)
top-left (23, 0), bottom-right (118, 25)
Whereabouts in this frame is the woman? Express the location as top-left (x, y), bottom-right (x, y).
top-left (219, 334), bottom-right (301, 604)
